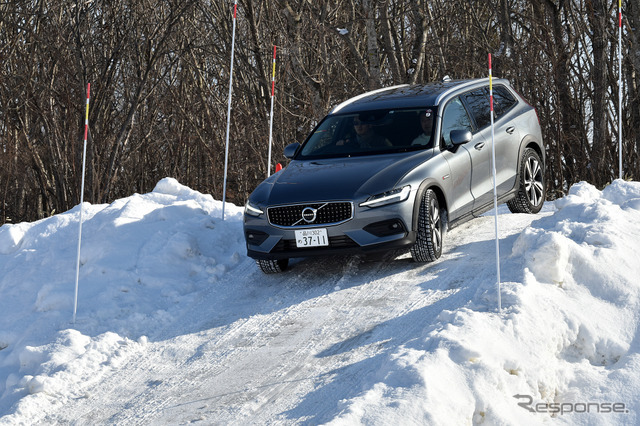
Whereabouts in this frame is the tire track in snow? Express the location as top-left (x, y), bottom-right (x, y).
top-left (51, 209), bottom-right (553, 424)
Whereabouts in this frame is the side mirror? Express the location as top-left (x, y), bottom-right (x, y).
top-left (450, 129), bottom-right (473, 146)
top-left (283, 143), bottom-right (300, 159)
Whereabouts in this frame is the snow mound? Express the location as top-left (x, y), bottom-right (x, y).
top-left (152, 177), bottom-right (221, 210)
top-left (331, 180), bottom-right (640, 424)
top-left (2, 178), bottom-right (640, 425)
top-left (0, 222), bottom-right (30, 255)
top-left (0, 178), bottom-right (244, 419)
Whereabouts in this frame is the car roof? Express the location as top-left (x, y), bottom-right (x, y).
top-left (330, 78), bottom-right (505, 115)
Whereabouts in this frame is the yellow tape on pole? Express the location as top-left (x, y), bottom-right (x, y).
top-left (268, 45), bottom-right (277, 176)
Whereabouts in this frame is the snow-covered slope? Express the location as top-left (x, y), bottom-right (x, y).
top-left (1, 178), bottom-right (639, 425)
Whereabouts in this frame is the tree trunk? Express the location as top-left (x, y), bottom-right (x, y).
top-left (363, 0), bottom-right (381, 90)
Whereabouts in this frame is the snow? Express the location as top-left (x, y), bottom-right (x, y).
top-left (1, 177), bottom-right (639, 424)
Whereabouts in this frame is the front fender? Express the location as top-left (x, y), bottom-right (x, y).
top-left (410, 178), bottom-right (448, 233)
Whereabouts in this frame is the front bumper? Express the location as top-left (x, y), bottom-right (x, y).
top-left (243, 197), bottom-right (417, 260)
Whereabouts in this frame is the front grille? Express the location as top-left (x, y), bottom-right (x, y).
top-left (267, 202), bottom-right (353, 227)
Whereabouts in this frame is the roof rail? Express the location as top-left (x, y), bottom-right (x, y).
top-left (330, 84), bottom-right (409, 114)
top-left (434, 78), bottom-right (491, 105)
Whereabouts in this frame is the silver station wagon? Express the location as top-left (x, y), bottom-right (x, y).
top-left (244, 78), bottom-right (545, 273)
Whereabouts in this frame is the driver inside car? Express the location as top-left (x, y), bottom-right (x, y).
top-left (336, 114), bottom-right (392, 149)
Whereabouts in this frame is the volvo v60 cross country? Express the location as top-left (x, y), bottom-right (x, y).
top-left (243, 78), bottom-right (545, 273)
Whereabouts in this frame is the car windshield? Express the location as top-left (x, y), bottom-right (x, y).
top-left (297, 108), bottom-right (437, 159)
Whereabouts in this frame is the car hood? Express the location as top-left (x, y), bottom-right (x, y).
top-left (250, 150), bottom-right (435, 205)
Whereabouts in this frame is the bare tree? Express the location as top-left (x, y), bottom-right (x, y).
top-left (0, 0), bottom-right (638, 224)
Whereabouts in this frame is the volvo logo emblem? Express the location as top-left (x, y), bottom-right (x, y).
top-left (301, 207), bottom-right (317, 223)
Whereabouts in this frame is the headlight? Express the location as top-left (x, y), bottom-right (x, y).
top-left (244, 201), bottom-right (264, 217)
top-left (359, 185), bottom-right (411, 208)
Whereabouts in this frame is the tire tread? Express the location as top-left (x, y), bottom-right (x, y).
top-left (256, 258), bottom-right (289, 274)
top-left (411, 189), bottom-right (443, 263)
top-left (507, 148), bottom-right (545, 214)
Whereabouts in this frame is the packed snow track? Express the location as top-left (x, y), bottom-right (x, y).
top-left (2, 178), bottom-right (639, 425)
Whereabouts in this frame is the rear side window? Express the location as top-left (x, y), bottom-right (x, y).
top-left (493, 86), bottom-right (517, 117)
top-left (462, 88), bottom-right (491, 130)
top-left (462, 85), bottom-right (518, 129)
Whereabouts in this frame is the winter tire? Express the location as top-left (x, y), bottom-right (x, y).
top-left (411, 188), bottom-right (443, 263)
top-left (256, 258), bottom-right (289, 274)
top-left (507, 148), bottom-right (545, 214)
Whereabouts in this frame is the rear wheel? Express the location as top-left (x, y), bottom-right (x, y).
top-left (411, 188), bottom-right (443, 263)
top-left (256, 258), bottom-right (289, 274)
top-left (507, 148), bottom-right (545, 214)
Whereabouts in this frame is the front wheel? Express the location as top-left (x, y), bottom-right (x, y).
top-left (507, 148), bottom-right (545, 214)
top-left (411, 188), bottom-right (444, 263)
top-left (256, 258), bottom-right (289, 274)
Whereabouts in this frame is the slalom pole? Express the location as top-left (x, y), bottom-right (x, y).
top-left (267, 45), bottom-right (277, 177)
top-left (618, 0), bottom-right (623, 180)
top-left (222, 0), bottom-right (238, 221)
top-left (73, 83), bottom-right (90, 324)
top-left (489, 54), bottom-right (502, 313)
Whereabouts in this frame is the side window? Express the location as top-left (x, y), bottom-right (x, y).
top-left (493, 86), bottom-right (518, 117)
top-left (441, 97), bottom-right (473, 148)
top-left (463, 88), bottom-right (491, 130)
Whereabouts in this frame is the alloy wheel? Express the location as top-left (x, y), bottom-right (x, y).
top-left (429, 198), bottom-right (442, 253)
top-left (524, 156), bottom-right (544, 207)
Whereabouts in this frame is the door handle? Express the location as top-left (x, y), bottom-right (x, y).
top-left (474, 142), bottom-right (485, 150)
top-left (506, 126), bottom-right (515, 134)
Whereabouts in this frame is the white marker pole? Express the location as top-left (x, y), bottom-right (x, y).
top-left (222, 0), bottom-right (238, 220)
top-left (73, 83), bottom-right (90, 324)
top-left (267, 45), bottom-right (277, 177)
top-left (618, 0), bottom-right (623, 180)
top-left (489, 54), bottom-right (501, 313)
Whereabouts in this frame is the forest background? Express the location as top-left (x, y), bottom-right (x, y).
top-left (1, 0), bottom-right (639, 223)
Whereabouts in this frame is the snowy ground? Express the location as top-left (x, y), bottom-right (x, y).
top-left (1, 177), bottom-right (639, 425)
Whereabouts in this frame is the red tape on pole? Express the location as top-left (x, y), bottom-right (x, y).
top-left (619, 0), bottom-right (622, 28)
top-left (488, 54), bottom-right (494, 112)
